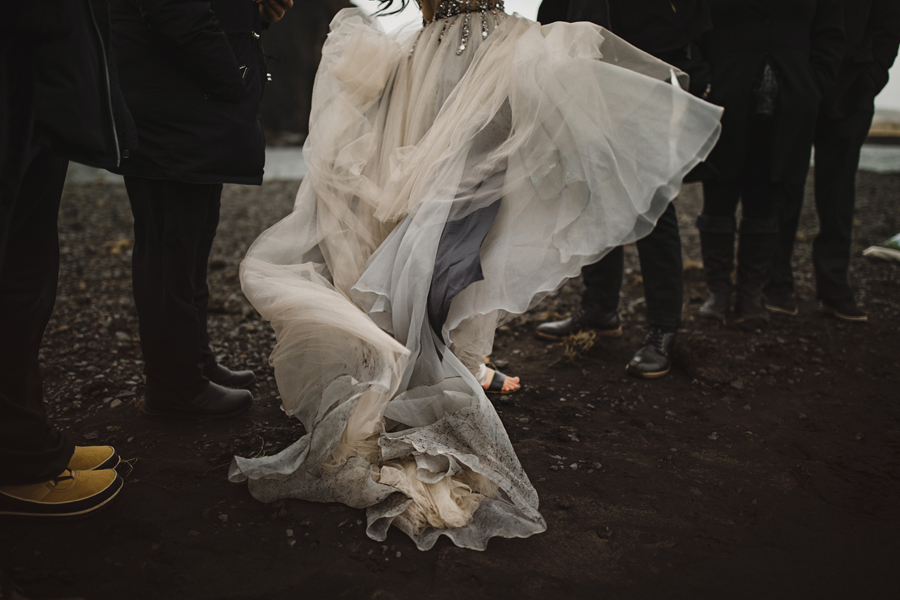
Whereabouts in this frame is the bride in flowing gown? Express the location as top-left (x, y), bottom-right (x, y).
top-left (229, 0), bottom-right (722, 550)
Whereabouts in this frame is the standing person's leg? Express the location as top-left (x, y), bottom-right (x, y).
top-left (697, 180), bottom-right (739, 321)
top-left (812, 108), bottom-right (873, 321)
top-left (0, 146), bottom-right (71, 484)
top-left (765, 154), bottom-right (810, 315)
top-left (195, 190), bottom-right (220, 377)
top-left (126, 177), bottom-right (251, 419)
top-left (0, 146), bottom-right (123, 517)
top-left (626, 203), bottom-right (682, 378)
top-left (534, 250), bottom-right (624, 339)
top-left (193, 191), bottom-right (255, 388)
top-left (636, 203), bottom-right (683, 331)
top-left (0, 46), bottom-right (36, 265)
top-left (734, 115), bottom-right (782, 325)
top-left (127, 176), bottom-right (210, 399)
top-left (581, 248), bottom-right (625, 316)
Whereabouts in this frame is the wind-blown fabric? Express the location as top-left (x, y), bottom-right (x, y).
top-left (229, 7), bottom-right (722, 551)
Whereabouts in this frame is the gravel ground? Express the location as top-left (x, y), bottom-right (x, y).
top-left (2, 168), bottom-right (899, 600)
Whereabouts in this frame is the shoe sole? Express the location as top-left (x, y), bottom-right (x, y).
top-left (821, 305), bottom-right (868, 323)
top-left (626, 364), bottom-right (671, 379)
top-left (140, 402), bottom-right (251, 421)
top-left (208, 376), bottom-right (256, 389)
top-left (697, 309), bottom-right (727, 322)
top-left (764, 303), bottom-right (798, 316)
top-left (863, 247), bottom-right (900, 263)
top-left (91, 454), bottom-right (121, 471)
top-left (0, 475), bottom-right (123, 518)
top-left (484, 386), bottom-right (522, 395)
top-left (536, 327), bottom-right (623, 341)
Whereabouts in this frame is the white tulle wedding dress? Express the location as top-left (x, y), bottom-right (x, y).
top-left (229, 0), bottom-right (722, 550)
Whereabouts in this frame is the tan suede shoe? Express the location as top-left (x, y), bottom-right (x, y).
top-left (0, 469), bottom-right (123, 517)
top-left (67, 446), bottom-right (120, 471)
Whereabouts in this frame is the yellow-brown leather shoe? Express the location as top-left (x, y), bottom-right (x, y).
top-left (67, 446), bottom-right (120, 471)
top-left (0, 469), bottom-right (123, 517)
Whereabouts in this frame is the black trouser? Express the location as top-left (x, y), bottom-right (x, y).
top-left (582, 202), bottom-right (683, 330)
top-left (0, 145), bottom-right (73, 485)
top-left (766, 108), bottom-right (874, 301)
top-left (125, 176), bottom-right (221, 401)
top-left (701, 115), bottom-right (781, 223)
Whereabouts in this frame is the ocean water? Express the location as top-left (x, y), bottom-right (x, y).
top-left (66, 143), bottom-right (900, 184)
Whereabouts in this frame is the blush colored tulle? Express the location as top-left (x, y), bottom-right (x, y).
top-left (229, 8), bottom-right (722, 550)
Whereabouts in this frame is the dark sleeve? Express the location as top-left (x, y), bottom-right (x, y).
top-left (537, 0), bottom-right (571, 24)
top-left (868, 0), bottom-right (900, 94)
top-left (136, 0), bottom-right (245, 101)
top-left (696, 0), bottom-right (713, 38)
top-left (809, 0), bottom-right (846, 95)
top-left (565, 0), bottom-right (608, 27)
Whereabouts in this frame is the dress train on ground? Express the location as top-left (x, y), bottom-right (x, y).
top-left (229, 7), bottom-right (722, 550)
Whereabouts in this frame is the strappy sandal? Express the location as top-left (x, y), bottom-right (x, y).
top-left (483, 369), bottom-right (520, 395)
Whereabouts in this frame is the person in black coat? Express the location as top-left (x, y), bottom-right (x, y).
top-left (696, 0), bottom-right (844, 325)
top-left (1, 0), bottom-right (136, 517)
top-left (765, 0), bottom-right (900, 322)
top-left (108, 0), bottom-right (290, 420)
top-left (535, 0), bottom-right (712, 380)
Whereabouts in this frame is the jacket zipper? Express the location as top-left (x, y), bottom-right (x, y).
top-left (85, 0), bottom-right (122, 167)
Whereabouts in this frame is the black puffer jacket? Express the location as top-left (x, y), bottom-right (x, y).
top-left (109, 0), bottom-right (266, 185)
top-left (22, 0), bottom-right (137, 171)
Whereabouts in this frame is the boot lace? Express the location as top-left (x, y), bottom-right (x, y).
top-left (643, 328), bottom-right (670, 355)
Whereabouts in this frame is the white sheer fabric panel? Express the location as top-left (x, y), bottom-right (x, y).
top-left (230, 8), bottom-right (722, 550)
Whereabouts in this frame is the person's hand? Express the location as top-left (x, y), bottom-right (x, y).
top-left (259, 0), bottom-right (293, 24)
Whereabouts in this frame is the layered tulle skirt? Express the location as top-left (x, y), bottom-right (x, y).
top-left (229, 8), bottom-right (722, 550)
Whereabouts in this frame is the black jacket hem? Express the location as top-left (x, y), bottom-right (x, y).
top-left (113, 166), bottom-right (263, 186)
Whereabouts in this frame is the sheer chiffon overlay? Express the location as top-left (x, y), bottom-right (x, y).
top-left (229, 7), bottom-right (722, 550)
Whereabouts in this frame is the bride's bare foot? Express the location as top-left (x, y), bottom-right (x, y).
top-left (482, 368), bottom-right (520, 394)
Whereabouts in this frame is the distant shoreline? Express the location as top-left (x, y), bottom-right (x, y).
top-left (870, 108), bottom-right (900, 140)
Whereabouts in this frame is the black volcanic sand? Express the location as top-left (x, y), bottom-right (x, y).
top-left (2, 169), bottom-right (899, 600)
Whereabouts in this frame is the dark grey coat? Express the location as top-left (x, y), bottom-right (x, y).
top-left (826, 0), bottom-right (900, 118)
top-left (701, 0), bottom-right (844, 182)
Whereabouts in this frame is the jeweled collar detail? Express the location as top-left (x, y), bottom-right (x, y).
top-left (428, 0), bottom-right (505, 23)
top-left (418, 0), bottom-right (506, 56)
